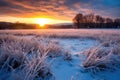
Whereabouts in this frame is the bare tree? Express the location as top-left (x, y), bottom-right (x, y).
top-left (95, 15), bottom-right (105, 23)
top-left (73, 13), bottom-right (83, 28)
top-left (105, 18), bottom-right (113, 23)
top-left (114, 18), bottom-right (120, 28)
top-left (114, 18), bottom-right (120, 23)
top-left (72, 13), bottom-right (117, 28)
top-left (85, 13), bottom-right (95, 23)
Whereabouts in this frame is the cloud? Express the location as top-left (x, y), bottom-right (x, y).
top-left (0, 0), bottom-right (119, 20)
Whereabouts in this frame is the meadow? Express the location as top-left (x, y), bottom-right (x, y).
top-left (0, 29), bottom-right (120, 80)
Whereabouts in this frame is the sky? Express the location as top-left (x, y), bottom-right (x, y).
top-left (0, 0), bottom-right (120, 24)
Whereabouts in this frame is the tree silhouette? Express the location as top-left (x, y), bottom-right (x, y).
top-left (105, 18), bottom-right (113, 23)
top-left (95, 15), bottom-right (104, 23)
top-left (73, 13), bottom-right (120, 29)
top-left (114, 18), bottom-right (120, 28)
top-left (85, 13), bottom-right (95, 23)
top-left (73, 13), bottom-right (83, 28)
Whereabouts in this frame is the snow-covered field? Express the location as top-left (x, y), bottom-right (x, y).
top-left (50, 38), bottom-right (98, 80)
top-left (0, 29), bottom-right (120, 80)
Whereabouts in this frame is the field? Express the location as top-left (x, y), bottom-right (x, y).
top-left (0, 29), bottom-right (120, 80)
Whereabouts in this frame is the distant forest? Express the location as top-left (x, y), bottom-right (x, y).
top-left (0, 22), bottom-right (73, 29)
top-left (0, 22), bottom-right (39, 29)
top-left (0, 13), bottom-right (120, 29)
top-left (73, 13), bottom-right (120, 28)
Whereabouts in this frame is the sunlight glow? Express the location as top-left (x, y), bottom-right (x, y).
top-left (35, 18), bottom-right (51, 27)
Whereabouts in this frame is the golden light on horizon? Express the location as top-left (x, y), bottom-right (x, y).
top-left (35, 18), bottom-right (51, 27)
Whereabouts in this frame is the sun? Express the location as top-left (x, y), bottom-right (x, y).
top-left (35, 18), bottom-right (50, 27)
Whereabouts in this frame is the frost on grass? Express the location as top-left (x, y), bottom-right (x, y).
top-left (83, 40), bottom-right (120, 71)
top-left (0, 35), bottom-right (70, 80)
top-left (31, 37), bottom-right (72, 60)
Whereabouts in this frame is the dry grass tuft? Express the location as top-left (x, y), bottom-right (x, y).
top-left (0, 34), bottom-right (71, 80)
top-left (83, 41), bottom-right (120, 71)
top-left (0, 35), bottom-right (60, 80)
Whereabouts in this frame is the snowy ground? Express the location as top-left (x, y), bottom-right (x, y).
top-left (49, 38), bottom-right (97, 80)
top-left (11, 36), bottom-right (120, 80)
top-left (0, 29), bottom-right (120, 80)
top-left (48, 38), bottom-right (120, 80)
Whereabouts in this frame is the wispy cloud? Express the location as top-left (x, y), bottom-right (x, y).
top-left (0, 0), bottom-right (119, 20)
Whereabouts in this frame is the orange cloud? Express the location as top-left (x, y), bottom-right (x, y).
top-left (0, 0), bottom-right (119, 23)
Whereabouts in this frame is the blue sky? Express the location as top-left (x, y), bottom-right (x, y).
top-left (0, 0), bottom-right (119, 23)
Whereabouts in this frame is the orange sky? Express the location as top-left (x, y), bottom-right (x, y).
top-left (0, 16), bottom-right (71, 24)
top-left (0, 0), bottom-right (119, 24)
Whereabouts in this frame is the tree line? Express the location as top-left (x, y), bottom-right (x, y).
top-left (0, 22), bottom-right (39, 29)
top-left (0, 22), bottom-right (73, 29)
top-left (73, 13), bottom-right (120, 28)
top-left (0, 13), bottom-right (120, 29)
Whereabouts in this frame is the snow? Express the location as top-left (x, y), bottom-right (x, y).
top-left (50, 38), bottom-right (98, 80)
top-left (1, 34), bottom-right (120, 80)
top-left (58, 38), bottom-right (98, 54)
top-left (49, 38), bottom-right (120, 80)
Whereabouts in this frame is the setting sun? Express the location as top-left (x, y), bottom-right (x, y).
top-left (35, 18), bottom-right (51, 27)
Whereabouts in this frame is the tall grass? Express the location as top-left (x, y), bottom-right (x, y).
top-left (0, 29), bottom-right (120, 72)
top-left (0, 29), bottom-right (120, 40)
top-left (83, 40), bottom-right (120, 71)
top-left (0, 35), bottom-right (69, 80)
